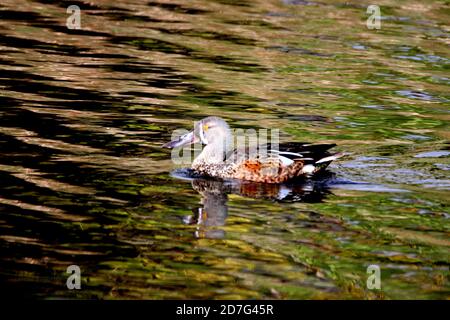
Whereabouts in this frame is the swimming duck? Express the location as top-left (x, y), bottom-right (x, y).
top-left (163, 116), bottom-right (342, 183)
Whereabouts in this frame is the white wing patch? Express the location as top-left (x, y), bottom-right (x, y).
top-left (271, 150), bottom-right (303, 157)
top-left (278, 155), bottom-right (294, 167)
top-left (270, 149), bottom-right (304, 167)
top-left (301, 164), bottom-right (316, 174)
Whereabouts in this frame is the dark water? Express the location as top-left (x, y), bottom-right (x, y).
top-left (0, 0), bottom-right (449, 299)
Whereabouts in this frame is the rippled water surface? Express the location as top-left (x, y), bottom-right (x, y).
top-left (0, 0), bottom-right (449, 299)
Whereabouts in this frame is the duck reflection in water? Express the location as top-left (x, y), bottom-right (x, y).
top-left (178, 170), bottom-right (334, 239)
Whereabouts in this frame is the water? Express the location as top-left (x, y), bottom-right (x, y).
top-left (0, 0), bottom-right (448, 299)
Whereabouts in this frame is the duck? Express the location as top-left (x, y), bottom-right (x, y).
top-left (163, 116), bottom-right (342, 183)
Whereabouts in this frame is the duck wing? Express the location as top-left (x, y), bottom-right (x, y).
top-left (225, 142), bottom-right (342, 183)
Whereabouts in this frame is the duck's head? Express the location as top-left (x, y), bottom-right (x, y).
top-left (163, 116), bottom-right (232, 149)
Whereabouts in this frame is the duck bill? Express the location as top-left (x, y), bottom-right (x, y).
top-left (162, 130), bottom-right (198, 148)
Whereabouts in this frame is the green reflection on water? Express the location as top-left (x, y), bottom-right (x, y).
top-left (0, 0), bottom-right (448, 299)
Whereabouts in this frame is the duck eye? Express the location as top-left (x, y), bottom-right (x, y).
top-left (202, 124), bottom-right (209, 131)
